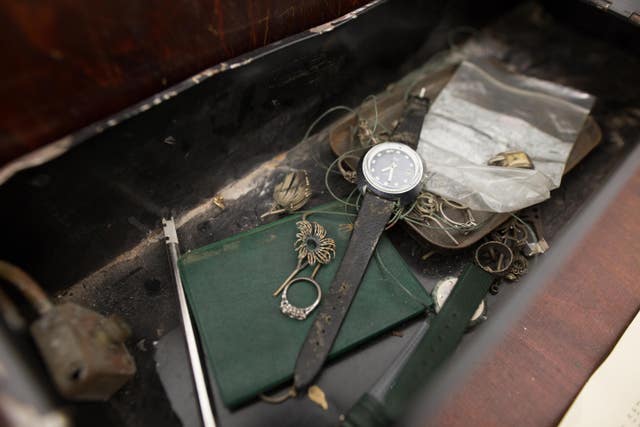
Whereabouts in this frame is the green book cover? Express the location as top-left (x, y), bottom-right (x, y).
top-left (179, 202), bottom-right (430, 408)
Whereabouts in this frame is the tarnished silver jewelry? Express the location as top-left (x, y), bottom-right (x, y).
top-left (337, 155), bottom-right (359, 184)
top-left (424, 214), bottom-right (459, 246)
top-left (414, 191), bottom-right (439, 217)
top-left (280, 277), bottom-right (322, 320)
top-left (261, 170), bottom-right (312, 218)
top-left (438, 198), bottom-right (477, 230)
top-left (405, 191), bottom-right (459, 245)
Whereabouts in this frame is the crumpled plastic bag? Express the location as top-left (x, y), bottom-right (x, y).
top-left (417, 59), bottom-right (595, 212)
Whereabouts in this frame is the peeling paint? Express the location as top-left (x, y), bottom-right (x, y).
top-left (229, 58), bottom-right (253, 69)
top-left (309, 22), bottom-right (336, 34)
top-left (0, 136), bottom-right (75, 185)
top-left (309, 0), bottom-right (382, 34)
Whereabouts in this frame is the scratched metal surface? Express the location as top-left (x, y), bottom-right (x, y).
top-left (0, 0), bottom-right (374, 168)
top-left (0, 1), bottom-right (638, 426)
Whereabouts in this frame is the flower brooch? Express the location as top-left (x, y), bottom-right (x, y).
top-left (273, 220), bottom-right (336, 320)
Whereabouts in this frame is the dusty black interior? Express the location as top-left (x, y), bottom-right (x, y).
top-left (1, 1), bottom-right (639, 426)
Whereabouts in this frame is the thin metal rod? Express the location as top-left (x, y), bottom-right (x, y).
top-left (162, 218), bottom-right (216, 427)
top-left (0, 260), bottom-right (53, 315)
top-left (273, 259), bottom-right (308, 297)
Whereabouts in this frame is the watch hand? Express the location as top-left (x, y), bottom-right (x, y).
top-left (381, 163), bottom-right (397, 181)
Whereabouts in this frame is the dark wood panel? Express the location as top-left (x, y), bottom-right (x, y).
top-left (0, 0), bottom-right (369, 166)
top-left (433, 164), bottom-right (640, 426)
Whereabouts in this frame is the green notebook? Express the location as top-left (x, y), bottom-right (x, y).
top-left (179, 202), bottom-right (430, 408)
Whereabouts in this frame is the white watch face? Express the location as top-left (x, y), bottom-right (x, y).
top-left (433, 277), bottom-right (485, 323)
top-left (362, 142), bottom-right (424, 194)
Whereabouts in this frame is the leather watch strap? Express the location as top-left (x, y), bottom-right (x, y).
top-left (293, 192), bottom-right (396, 391)
top-left (390, 95), bottom-right (430, 149)
top-left (343, 264), bottom-right (494, 427)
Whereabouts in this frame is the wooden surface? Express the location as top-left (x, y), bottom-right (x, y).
top-left (0, 0), bottom-right (369, 167)
top-left (433, 163), bottom-right (640, 426)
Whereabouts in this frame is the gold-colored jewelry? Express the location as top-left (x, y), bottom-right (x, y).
top-left (337, 155), bottom-right (359, 184)
top-left (294, 220), bottom-right (336, 265)
top-left (273, 220), bottom-right (336, 297)
top-left (488, 150), bottom-right (534, 169)
top-left (474, 241), bottom-right (514, 275)
top-left (261, 171), bottom-right (312, 218)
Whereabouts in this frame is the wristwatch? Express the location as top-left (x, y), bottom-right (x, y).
top-left (432, 276), bottom-right (486, 329)
top-left (293, 93), bottom-right (430, 392)
top-left (342, 264), bottom-right (494, 427)
top-left (339, 95), bottom-right (496, 425)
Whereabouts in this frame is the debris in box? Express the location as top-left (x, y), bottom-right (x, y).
top-left (158, 54), bottom-right (601, 423)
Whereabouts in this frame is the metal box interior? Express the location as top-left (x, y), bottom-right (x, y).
top-left (1, 1), bottom-right (639, 426)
